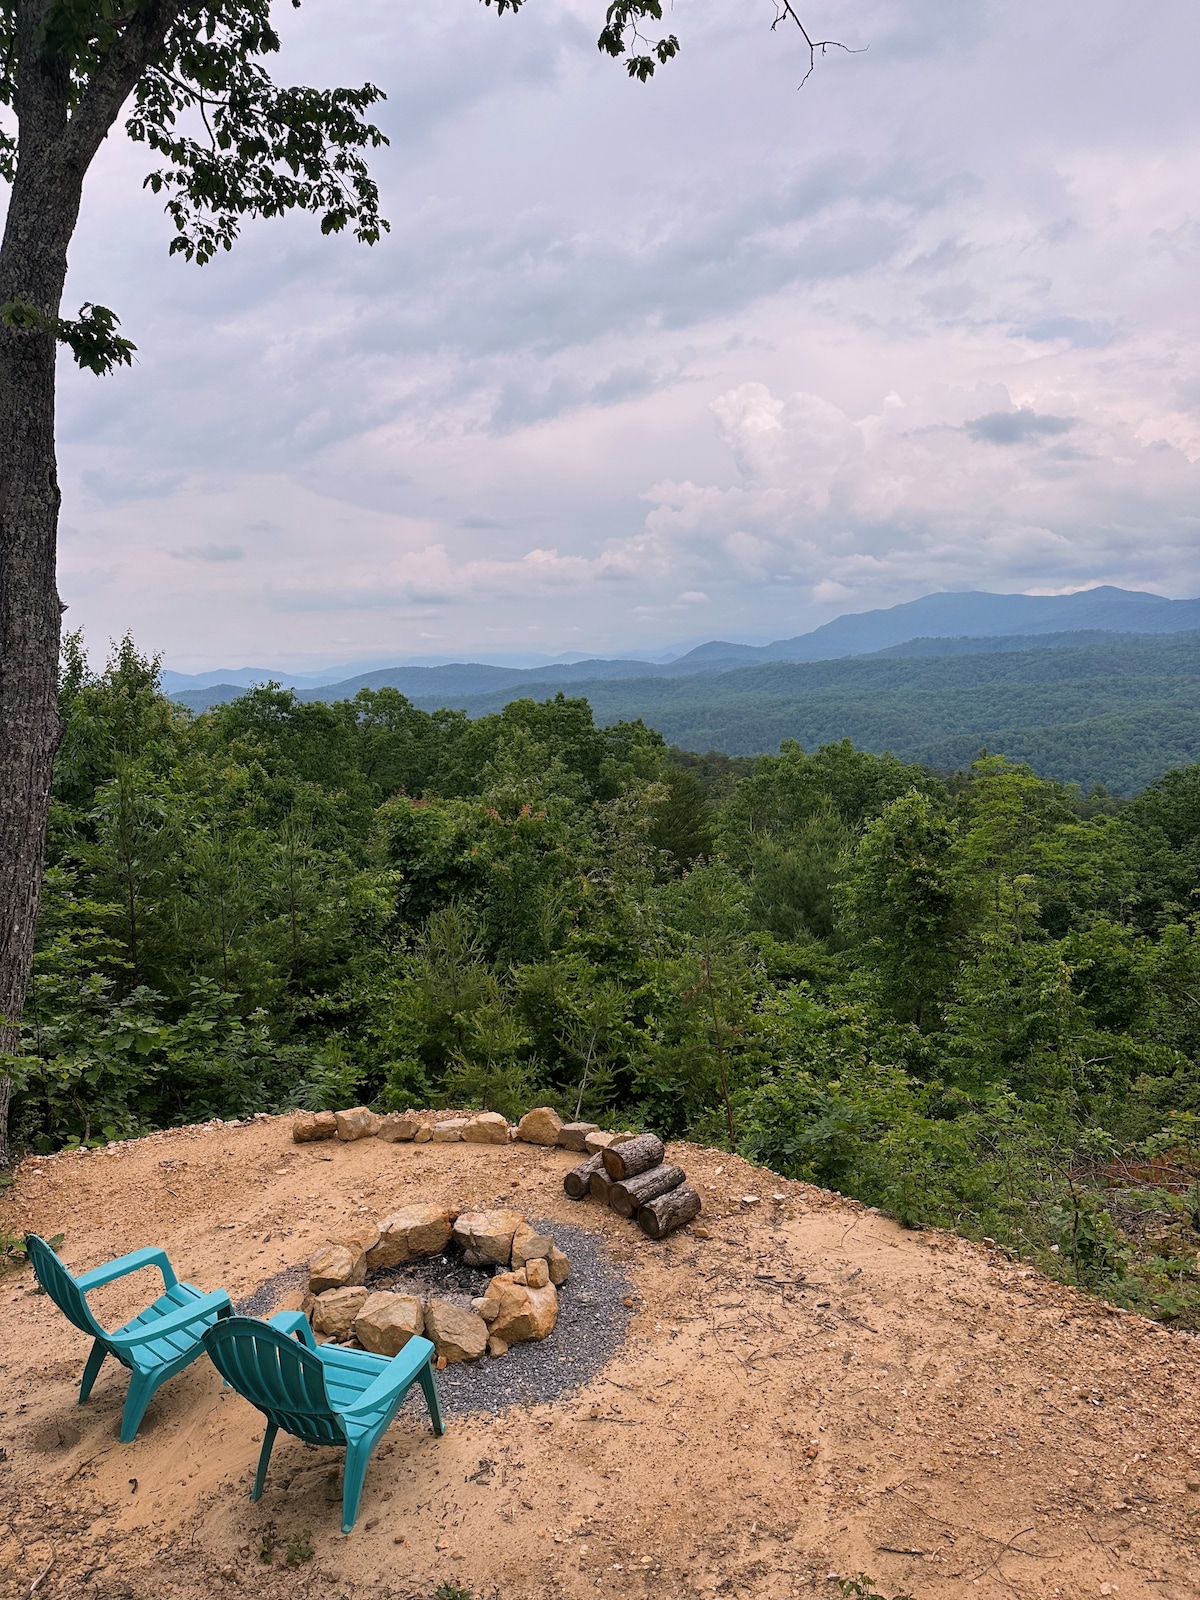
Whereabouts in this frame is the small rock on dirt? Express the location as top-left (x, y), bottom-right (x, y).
top-left (292, 1111), bottom-right (337, 1143)
top-left (486, 1276), bottom-right (558, 1345)
top-left (309, 1242), bottom-right (366, 1294)
top-left (335, 1107), bottom-right (380, 1141)
top-left (557, 1121), bottom-right (600, 1152)
top-left (367, 1204), bottom-right (454, 1269)
top-left (376, 1114), bottom-right (420, 1143)
top-left (453, 1208), bottom-right (526, 1265)
top-left (354, 1291), bottom-right (424, 1356)
top-left (425, 1300), bottom-right (488, 1362)
top-left (511, 1222), bottom-right (553, 1267)
top-left (516, 1106), bottom-right (563, 1146)
top-left (462, 1112), bottom-right (510, 1144)
top-left (312, 1286), bottom-right (370, 1339)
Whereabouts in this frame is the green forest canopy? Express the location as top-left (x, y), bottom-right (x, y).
top-left (7, 634), bottom-right (1200, 1325)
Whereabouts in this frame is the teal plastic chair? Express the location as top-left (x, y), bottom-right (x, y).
top-left (203, 1311), bottom-right (444, 1533)
top-left (24, 1233), bottom-right (232, 1442)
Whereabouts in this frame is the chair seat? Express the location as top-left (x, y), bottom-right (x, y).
top-left (320, 1339), bottom-right (434, 1431)
top-left (111, 1281), bottom-right (220, 1371)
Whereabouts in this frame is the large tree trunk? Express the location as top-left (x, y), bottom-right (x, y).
top-left (0, 18), bottom-right (86, 1166)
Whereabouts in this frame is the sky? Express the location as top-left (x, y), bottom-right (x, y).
top-left (39, 0), bottom-right (1200, 670)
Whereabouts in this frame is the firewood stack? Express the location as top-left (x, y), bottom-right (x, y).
top-left (563, 1130), bottom-right (701, 1239)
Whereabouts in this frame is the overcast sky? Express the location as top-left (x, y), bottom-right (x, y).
top-left (45, 0), bottom-right (1200, 669)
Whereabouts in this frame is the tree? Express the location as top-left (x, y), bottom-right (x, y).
top-left (0, 0), bottom-right (829, 1162)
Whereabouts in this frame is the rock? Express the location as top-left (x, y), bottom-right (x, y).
top-left (556, 1121), bottom-right (600, 1152)
top-left (486, 1279), bottom-right (558, 1345)
top-left (472, 1293), bottom-right (500, 1321)
top-left (462, 1112), bottom-right (510, 1145)
top-left (308, 1242), bottom-right (366, 1294)
top-left (312, 1286), bottom-right (370, 1339)
top-left (292, 1111), bottom-right (337, 1143)
top-left (545, 1244), bottom-right (570, 1286)
top-left (412, 1123), bottom-right (433, 1144)
top-left (515, 1106), bottom-right (564, 1146)
top-left (584, 1130), bottom-right (622, 1154)
top-left (452, 1208), bottom-right (526, 1266)
top-left (424, 1299), bottom-right (488, 1362)
top-left (511, 1222), bottom-right (553, 1267)
top-left (433, 1118), bottom-right (469, 1142)
top-left (525, 1257), bottom-right (550, 1289)
top-left (367, 1204), bottom-right (454, 1269)
top-left (336, 1220), bottom-right (380, 1255)
top-left (376, 1114), bottom-right (420, 1143)
top-left (353, 1292), bottom-right (424, 1357)
top-left (335, 1106), bottom-right (380, 1141)
top-left (510, 1266), bottom-right (528, 1285)
top-left (487, 1335), bottom-right (508, 1358)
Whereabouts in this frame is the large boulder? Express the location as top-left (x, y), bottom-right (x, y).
top-left (424, 1299), bottom-right (488, 1363)
top-left (292, 1111), bottom-right (337, 1143)
top-left (452, 1208), bottom-right (525, 1266)
top-left (335, 1106), bottom-right (380, 1141)
top-left (511, 1222), bottom-right (553, 1268)
top-left (312, 1286), bottom-right (370, 1340)
top-left (484, 1275), bottom-right (558, 1345)
top-left (366, 1204), bottom-right (454, 1270)
top-left (354, 1292), bottom-right (424, 1357)
top-left (515, 1106), bottom-right (564, 1146)
top-left (557, 1121), bottom-right (599, 1152)
top-left (309, 1242), bottom-right (366, 1294)
top-left (462, 1112), bottom-right (510, 1145)
top-left (377, 1114), bottom-right (420, 1143)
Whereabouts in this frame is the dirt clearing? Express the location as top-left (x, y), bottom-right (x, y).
top-left (3, 1116), bottom-right (1200, 1600)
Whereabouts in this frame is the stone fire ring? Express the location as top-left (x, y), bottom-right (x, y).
top-left (306, 1205), bottom-right (571, 1366)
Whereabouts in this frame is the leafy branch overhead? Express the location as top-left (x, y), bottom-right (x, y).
top-left (0, 298), bottom-right (136, 375)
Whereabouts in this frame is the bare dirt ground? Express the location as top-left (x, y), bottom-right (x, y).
top-left (3, 1115), bottom-right (1200, 1600)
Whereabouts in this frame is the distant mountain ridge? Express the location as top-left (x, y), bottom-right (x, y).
top-left (167, 586), bottom-right (1200, 713)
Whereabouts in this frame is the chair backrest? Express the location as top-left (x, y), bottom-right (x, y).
top-left (203, 1317), bottom-right (346, 1447)
top-left (25, 1235), bottom-right (105, 1341)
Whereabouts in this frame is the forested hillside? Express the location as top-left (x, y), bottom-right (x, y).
top-left (8, 635), bottom-right (1200, 1324)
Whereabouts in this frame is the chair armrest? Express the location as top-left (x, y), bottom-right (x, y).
top-left (338, 1338), bottom-right (435, 1418)
top-left (76, 1247), bottom-right (179, 1292)
top-left (108, 1290), bottom-right (231, 1348)
top-left (270, 1310), bottom-right (318, 1349)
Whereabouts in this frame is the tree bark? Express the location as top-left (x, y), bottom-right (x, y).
top-left (602, 1131), bottom-right (664, 1181)
top-left (588, 1165), bottom-right (618, 1205)
top-left (637, 1185), bottom-right (702, 1239)
top-left (0, 0), bottom-right (180, 1164)
top-left (609, 1162), bottom-right (685, 1218)
top-left (563, 1151), bottom-right (605, 1200)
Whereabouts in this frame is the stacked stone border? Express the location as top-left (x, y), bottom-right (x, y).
top-left (303, 1200), bottom-right (569, 1368)
top-left (292, 1103), bottom-right (703, 1242)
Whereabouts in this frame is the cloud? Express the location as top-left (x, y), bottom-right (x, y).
top-left (965, 410), bottom-right (1076, 445)
top-left (41, 0), bottom-right (1200, 668)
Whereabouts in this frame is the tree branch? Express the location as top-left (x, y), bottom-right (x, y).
top-left (59, 0), bottom-right (185, 173)
top-left (771, 0), bottom-right (865, 88)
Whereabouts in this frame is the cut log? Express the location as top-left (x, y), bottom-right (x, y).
top-left (589, 1166), bottom-right (618, 1205)
top-left (602, 1132), bottom-right (665, 1181)
top-left (609, 1163), bottom-right (686, 1218)
top-left (563, 1151), bottom-right (606, 1200)
top-left (637, 1185), bottom-right (702, 1239)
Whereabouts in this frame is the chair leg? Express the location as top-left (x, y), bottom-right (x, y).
top-left (79, 1341), bottom-right (107, 1404)
top-left (417, 1360), bottom-right (445, 1436)
top-left (119, 1371), bottom-right (159, 1443)
top-left (341, 1439), bottom-right (373, 1534)
top-left (252, 1423), bottom-right (279, 1503)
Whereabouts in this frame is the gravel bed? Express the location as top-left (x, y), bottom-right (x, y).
top-left (233, 1219), bottom-right (634, 1416)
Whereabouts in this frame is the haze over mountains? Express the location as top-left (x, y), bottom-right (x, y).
top-left (165, 586), bottom-right (1200, 708)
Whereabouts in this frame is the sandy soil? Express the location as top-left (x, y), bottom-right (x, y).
top-left (3, 1115), bottom-right (1200, 1600)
